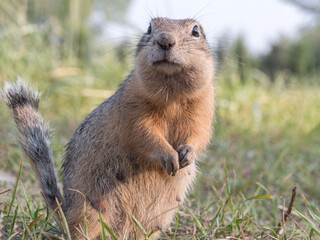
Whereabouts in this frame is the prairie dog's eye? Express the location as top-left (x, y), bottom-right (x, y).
top-left (147, 24), bottom-right (152, 34)
top-left (192, 25), bottom-right (200, 37)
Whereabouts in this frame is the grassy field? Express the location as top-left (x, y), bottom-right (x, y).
top-left (0, 22), bottom-right (319, 239)
top-left (1, 76), bottom-right (319, 239)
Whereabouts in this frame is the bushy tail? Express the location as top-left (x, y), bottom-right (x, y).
top-left (1, 79), bottom-right (64, 210)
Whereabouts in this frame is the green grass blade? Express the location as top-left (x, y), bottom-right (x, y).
top-left (38, 202), bottom-right (63, 240)
top-left (308, 208), bottom-right (320, 222)
top-left (255, 182), bottom-right (278, 224)
top-left (309, 228), bottom-right (315, 238)
top-left (99, 212), bottom-right (106, 240)
top-left (224, 158), bottom-right (234, 213)
top-left (206, 202), bottom-right (224, 237)
top-left (5, 158), bottom-right (23, 232)
top-left (99, 212), bottom-right (119, 240)
top-left (9, 205), bottom-right (19, 236)
top-left (7, 232), bottom-right (19, 240)
top-left (56, 199), bottom-right (72, 240)
top-left (22, 214), bottom-right (36, 240)
top-left (185, 207), bottom-right (207, 237)
top-left (131, 215), bottom-right (148, 237)
top-left (173, 211), bottom-right (179, 239)
top-left (25, 213), bottom-right (46, 240)
top-left (246, 195), bottom-right (274, 201)
top-left (262, 227), bottom-right (279, 238)
top-left (101, 221), bottom-right (119, 240)
top-left (82, 199), bottom-right (88, 236)
top-left (148, 229), bottom-right (159, 237)
top-left (28, 214), bottom-right (45, 229)
top-left (294, 208), bottom-right (320, 236)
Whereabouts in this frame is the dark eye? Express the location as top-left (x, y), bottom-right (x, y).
top-left (192, 25), bottom-right (200, 37)
top-left (147, 24), bottom-right (152, 34)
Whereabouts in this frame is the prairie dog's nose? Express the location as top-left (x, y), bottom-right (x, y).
top-left (156, 32), bottom-right (176, 50)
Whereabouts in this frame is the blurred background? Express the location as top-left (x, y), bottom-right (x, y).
top-left (0, 0), bottom-right (319, 238)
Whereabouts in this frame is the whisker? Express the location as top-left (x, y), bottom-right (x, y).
top-left (191, 3), bottom-right (212, 21)
top-left (144, 7), bottom-right (155, 20)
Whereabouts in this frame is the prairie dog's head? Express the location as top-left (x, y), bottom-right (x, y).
top-left (135, 17), bottom-right (214, 99)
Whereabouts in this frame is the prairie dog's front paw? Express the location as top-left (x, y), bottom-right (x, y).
top-left (159, 151), bottom-right (179, 176)
top-left (177, 145), bottom-right (196, 169)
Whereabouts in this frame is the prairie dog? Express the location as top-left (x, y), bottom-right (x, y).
top-left (2, 17), bottom-right (214, 239)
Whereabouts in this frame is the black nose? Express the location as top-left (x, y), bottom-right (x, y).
top-left (156, 32), bottom-right (176, 50)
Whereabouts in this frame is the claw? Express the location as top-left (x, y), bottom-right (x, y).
top-left (177, 145), bottom-right (195, 169)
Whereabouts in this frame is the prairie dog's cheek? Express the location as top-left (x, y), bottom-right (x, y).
top-left (135, 49), bottom-right (149, 68)
top-left (147, 49), bottom-right (156, 66)
top-left (191, 50), bottom-right (209, 67)
top-left (138, 47), bottom-right (156, 67)
top-left (175, 51), bottom-right (192, 68)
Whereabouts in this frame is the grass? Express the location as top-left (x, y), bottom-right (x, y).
top-left (1, 79), bottom-right (319, 239)
top-left (0, 6), bottom-right (319, 238)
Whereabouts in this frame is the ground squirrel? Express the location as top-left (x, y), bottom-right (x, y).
top-left (2, 17), bottom-right (214, 239)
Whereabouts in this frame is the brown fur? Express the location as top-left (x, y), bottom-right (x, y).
top-left (3, 18), bottom-right (215, 239)
top-left (62, 18), bottom-right (214, 239)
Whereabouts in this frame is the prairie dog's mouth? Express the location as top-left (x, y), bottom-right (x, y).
top-left (153, 59), bottom-right (180, 66)
top-left (151, 59), bottom-right (183, 74)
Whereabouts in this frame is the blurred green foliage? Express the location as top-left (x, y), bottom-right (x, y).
top-left (261, 24), bottom-right (320, 82)
top-left (217, 24), bottom-right (320, 85)
top-left (217, 0), bottom-right (320, 85)
top-left (0, 0), bottom-right (133, 134)
top-left (0, 0), bottom-right (132, 85)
